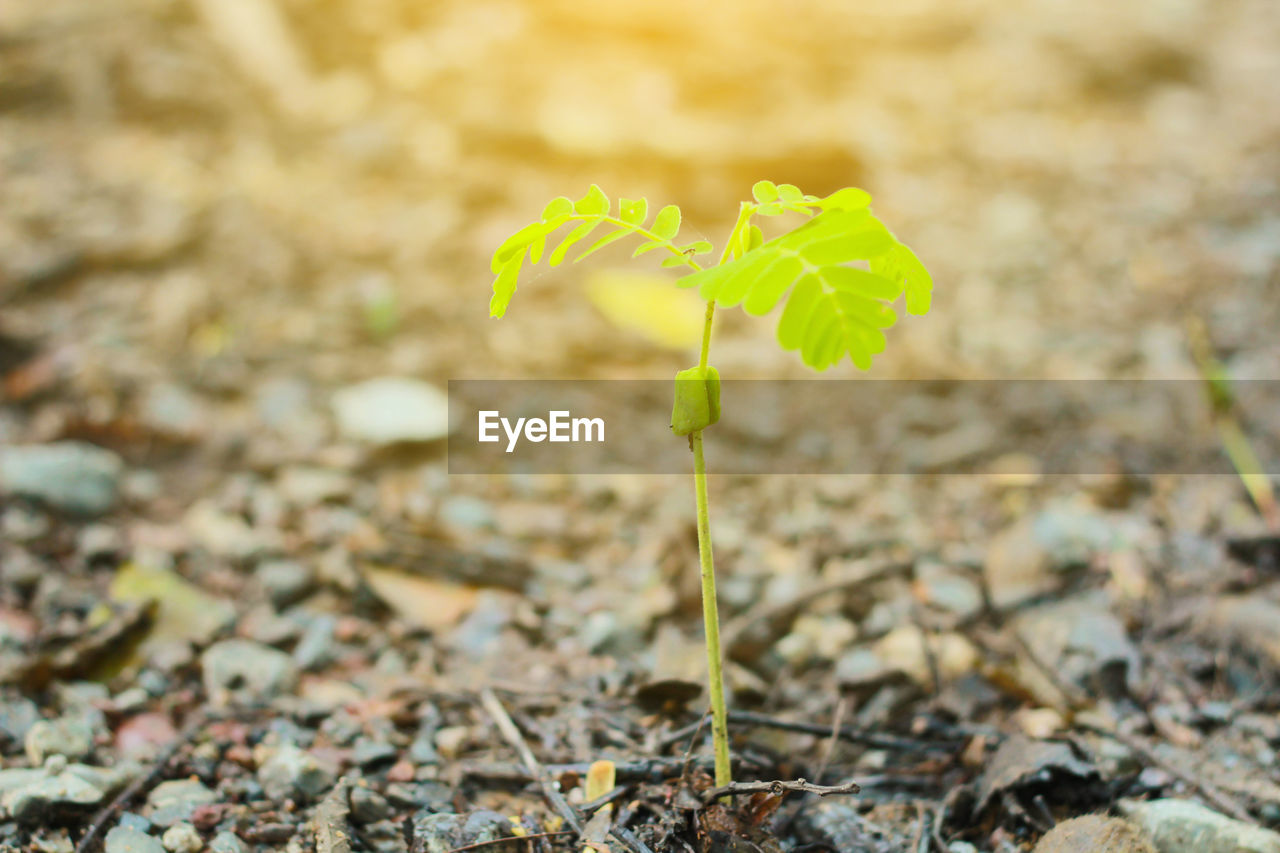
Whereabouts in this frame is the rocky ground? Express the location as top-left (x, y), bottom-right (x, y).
top-left (1, 0), bottom-right (1279, 851)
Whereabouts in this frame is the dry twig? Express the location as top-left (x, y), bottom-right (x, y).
top-left (702, 778), bottom-right (860, 803)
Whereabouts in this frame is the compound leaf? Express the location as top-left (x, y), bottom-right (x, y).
top-left (752, 180), bottom-right (779, 203)
top-left (549, 220), bottom-right (601, 266)
top-left (741, 255), bottom-right (804, 316)
top-left (575, 184), bottom-right (609, 215)
top-left (777, 183), bottom-right (804, 203)
top-left (489, 250), bottom-right (525, 318)
top-left (777, 274), bottom-right (822, 350)
top-left (575, 227), bottom-right (632, 262)
top-left (652, 205), bottom-right (681, 240)
top-left (620, 197), bottom-right (648, 226)
top-left (872, 243), bottom-right (933, 315)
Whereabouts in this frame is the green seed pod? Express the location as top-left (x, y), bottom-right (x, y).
top-left (671, 365), bottom-right (721, 436)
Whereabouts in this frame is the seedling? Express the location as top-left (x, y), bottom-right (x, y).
top-left (489, 182), bottom-right (932, 786)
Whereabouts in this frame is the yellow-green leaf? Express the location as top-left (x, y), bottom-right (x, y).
top-left (652, 205), bottom-right (681, 240)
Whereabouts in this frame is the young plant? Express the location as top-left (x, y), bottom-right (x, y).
top-left (488, 182), bottom-right (932, 786)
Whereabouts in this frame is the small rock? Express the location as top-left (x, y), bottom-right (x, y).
top-left (352, 738), bottom-right (397, 769)
top-left (433, 726), bottom-right (469, 760)
top-left (0, 698), bottom-right (40, 750)
top-left (209, 830), bottom-right (247, 853)
top-left (25, 716), bottom-right (94, 764)
top-left (160, 821), bottom-right (202, 853)
top-left (1118, 798), bottom-right (1280, 853)
top-left (105, 826), bottom-right (165, 853)
top-left (5, 770), bottom-right (105, 824)
top-left (331, 377), bottom-right (450, 444)
top-left (183, 501), bottom-right (271, 560)
top-left (1033, 815), bottom-right (1155, 853)
top-left (277, 466), bottom-right (353, 506)
top-left (146, 779), bottom-right (217, 827)
top-left (408, 810), bottom-right (517, 853)
top-left (257, 559), bottom-right (315, 608)
top-left (0, 442), bottom-right (123, 515)
top-left (293, 614), bottom-right (337, 671)
top-left (256, 744), bottom-right (337, 803)
top-left (350, 785), bottom-right (391, 824)
top-left (1012, 594), bottom-right (1141, 703)
top-left (874, 627), bottom-right (979, 687)
top-left (985, 517), bottom-right (1053, 609)
top-left (201, 639), bottom-right (298, 705)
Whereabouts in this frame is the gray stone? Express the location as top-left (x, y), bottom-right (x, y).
top-left (1118, 798), bottom-right (1280, 853)
top-left (145, 779), bottom-right (217, 827)
top-left (331, 377), bottom-right (449, 444)
top-left (349, 785), bottom-right (391, 824)
top-left (256, 744), bottom-right (337, 803)
top-left (408, 810), bottom-right (516, 853)
top-left (25, 716), bottom-right (95, 764)
top-left (209, 830), bottom-right (247, 853)
top-left (201, 639), bottom-right (298, 704)
top-left (105, 826), bottom-right (165, 853)
top-left (160, 822), bottom-right (202, 853)
top-left (0, 698), bottom-right (39, 749)
top-left (257, 559), bottom-right (315, 608)
top-left (292, 615), bottom-right (337, 671)
top-left (352, 738), bottom-right (397, 769)
top-left (5, 771), bottom-right (104, 824)
top-left (0, 442), bottom-right (123, 515)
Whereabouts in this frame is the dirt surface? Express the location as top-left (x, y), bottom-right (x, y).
top-left (1, 0), bottom-right (1279, 851)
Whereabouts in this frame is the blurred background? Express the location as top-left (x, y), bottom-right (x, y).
top-left (1, 1), bottom-right (1279, 848)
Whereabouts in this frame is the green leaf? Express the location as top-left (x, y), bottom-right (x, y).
top-left (817, 187), bottom-right (872, 211)
top-left (491, 221), bottom-right (552, 273)
top-left (489, 250), bottom-right (525, 318)
top-left (528, 234), bottom-right (547, 264)
top-left (799, 221), bottom-right (895, 265)
top-left (661, 254), bottom-right (691, 268)
top-left (774, 209), bottom-right (870, 250)
top-left (574, 227), bottom-right (632, 262)
top-left (777, 184), bottom-right (803, 203)
top-left (620, 197), bottom-right (648, 226)
top-left (756, 202), bottom-right (785, 216)
top-left (574, 184), bottom-right (609, 216)
top-left (752, 180), bottom-right (779, 203)
top-left (703, 248), bottom-right (779, 305)
top-left (777, 274), bottom-right (822, 350)
top-left (652, 205), bottom-right (681, 240)
top-left (542, 197), bottom-right (574, 220)
top-left (681, 240), bottom-right (713, 256)
top-left (871, 244), bottom-right (933, 315)
top-left (549, 220), bottom-right (600, 266)
top-left (632, 240), bottom-right (666, 258)
top-left (822, 266), bottom-right (902, 300)
top-left (741, 255), bottom-right (804, 316)
top-left (746, 224), bottom-right (764, 251)
top-left (801, 307), bottom-right (839, 369)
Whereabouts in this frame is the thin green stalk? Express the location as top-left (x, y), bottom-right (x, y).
top-left (690, 201), bottom-right (756, 787)
top-left (692, 430), bottom-right (731, 785)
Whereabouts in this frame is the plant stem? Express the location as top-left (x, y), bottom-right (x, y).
top-left (691, 429), bottom-right (730, 786)
top-left (689, 201), bottom-right (756, 788)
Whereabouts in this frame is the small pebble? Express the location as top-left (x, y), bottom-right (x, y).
top-left (104, 825), bottom-right (165, 853)
top-left (161, 821), bottom-right (203, 853)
